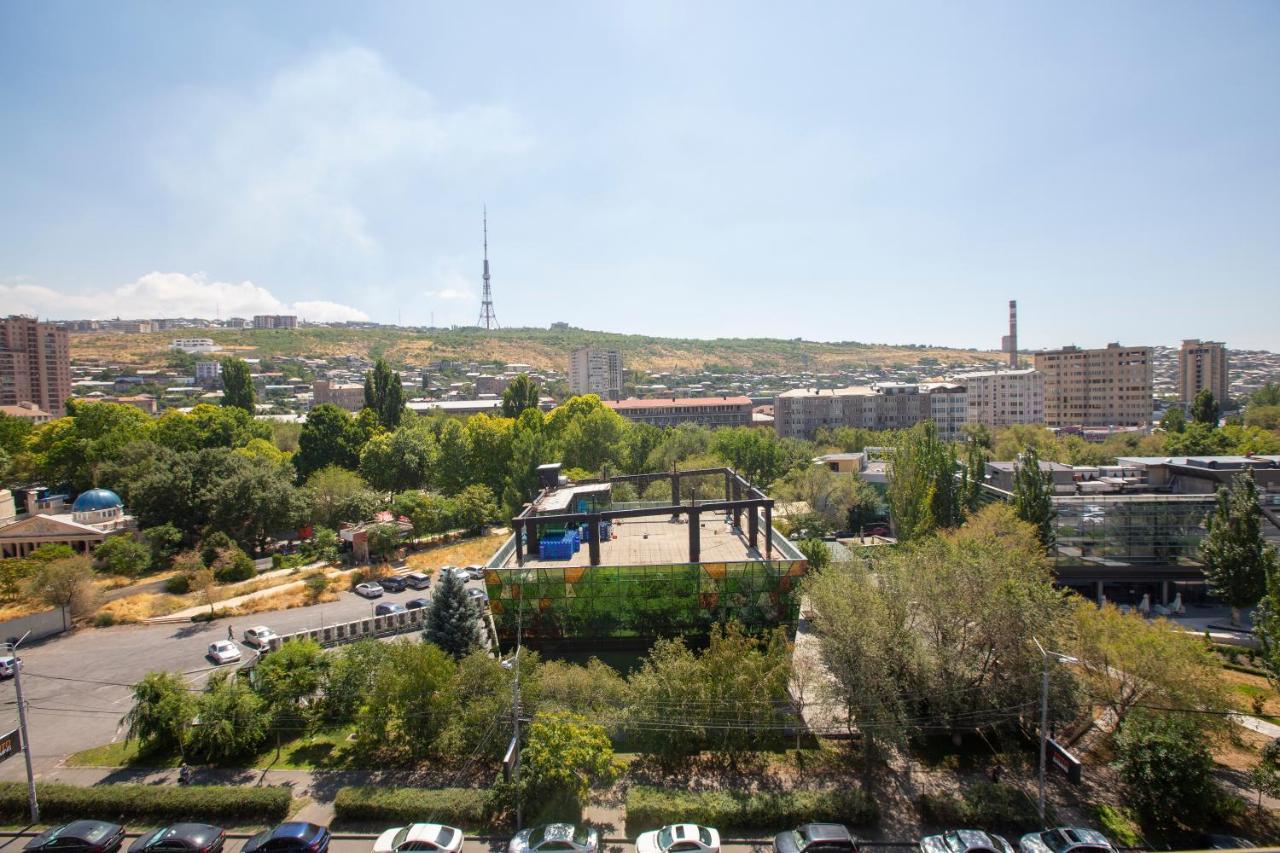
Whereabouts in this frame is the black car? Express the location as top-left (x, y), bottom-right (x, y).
top-left (129, 824), bottom-right (225, 853)
top-left (773, 824), bottom-right (858, 853)
top-left (243, 823), bottom-right (330, 853)
top-left (27, 821), bottom-right (126, 853)
top-left (379, 575), bottom-right (408, 592)
top-left (405, 597), bottom-right (431, 610)
top-left (375, 602), bottom-right (406, 616)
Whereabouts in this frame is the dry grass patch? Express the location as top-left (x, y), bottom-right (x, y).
top-left (97, 593), bottom-right (187, 623)
top-left (404, 532), bottom-right (509, 578)
top-left (229, 584), bottom-right (340, 617)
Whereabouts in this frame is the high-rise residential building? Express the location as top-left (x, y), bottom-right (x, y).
top-left (195, 360), bottom-right (223, 388)
top-left (1033, 343), bottom-right (1152, 428)
top-left (0, 315), bottom-right (72, 414)
top-left (774, 383), bottom-right (968, 441)
top-left (569, 347), bottom-right (624, 398)
top-left (954, 368), bottom-right (1044, 430)
top-left (252, 315), bottom-right (298, 330)
top-left (1178, 339), bottom-right (1229, 407)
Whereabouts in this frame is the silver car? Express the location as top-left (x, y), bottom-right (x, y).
top-left (1018, 828), bottom-right (1113, 853)
top-left (920, 830), bottom-right (1013, 853)
top-left (508, 824), bottom-right (598, 853)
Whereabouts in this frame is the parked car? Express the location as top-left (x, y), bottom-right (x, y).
top-left (405, 572), bottom-right (431, 590)
top-left (467, 588), bottom-right (489, 605)
top-left (27, 822), bottom-right (126, 853)
top-left (1018, 829), bottom-right (1113, 853)
top-left (1194, 834), bottom-right (1257, 850)
top-left (379, 575), bottom-right (408, 592)
top-left (637, 824), bottom-right (720, 853)
top-left (773, 824), bottom-right (857, 853)
top-left (406, 597), bottom-right (431, 610)
top-left (129, 824), bottom-right (226, 853)
top-left (355, 582), bottom-right (384, 599)
top-left (441, 566), bottom-right (469, 582)
top-left (0, 655), bottom-right (22, 678)
top-left (466, 565), bottom-right (486, 580)
top-left (242, 823), bottom-right (330, 853)
top-left (920, 831), bottom-right (1013, 853)
top-left (375, 602), bottom-right (407, 616)
top-left (206, 641), bottom-right (241, 665)
top-left (243, 626), bottom-right (279, 649)
top-left (373, 824), bottom-right (464, 853)
top-left (508, 825), bottom-right (598, 853)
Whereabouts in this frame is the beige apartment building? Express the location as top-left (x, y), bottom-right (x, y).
top-left (954, 368), bottom-right (1044, 429)
top-left (774, 383), bottom-right (968, 441)
top-left (1033, 343), bottom-right (1152, 428)
top-left (569, 346), bottom-right (624, 398)
top-left (1178, 339), bottom-right (1229, 407)
top-left (312, 379), bottom-right (365, 412)
top-left (0, 315), bottom-right (71, 414)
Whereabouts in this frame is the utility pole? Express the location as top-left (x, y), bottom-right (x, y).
top-left (510, 595), bottom-right (524, 831)
top-left (7, 638), bottom-right (38, 823)
top-left (1033, 638), bottom-right (1073, 828)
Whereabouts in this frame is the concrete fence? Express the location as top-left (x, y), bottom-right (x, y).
top-left (0, 607), bottom-right (68, 645)
top-left (274, 607), bottom-right (428, 649)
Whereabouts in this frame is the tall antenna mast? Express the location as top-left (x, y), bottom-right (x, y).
top-left (478, 206), bottom-right (500, 330)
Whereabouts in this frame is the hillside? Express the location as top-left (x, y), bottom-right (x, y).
top-left (70, 326), bottom-right (1005, 374)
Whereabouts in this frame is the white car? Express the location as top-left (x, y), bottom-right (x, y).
top-left (466, 565), bottom-right (486, 580)
top-left (637, 824), bottom-right (721, 853)
top-left (373, 824), bottom-right (464, 853)
top-left (1018, 828), bottom-right (1114, 853)
top-left (207, 641), bottom-right (241, 665)
top-left (355, 581), bottom-right (385, 598)
top-left (920, 831), bottom-right (1013, 853)
top-left (508, 824), bottom-right (598, 853)
top-left (242, 626), bottom-right (278, 649)
top-left (0, 655), bottom-right (22, 679)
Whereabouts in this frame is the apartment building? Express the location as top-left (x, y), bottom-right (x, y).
top-left (312, 379), bottom-right (365, 412)
top-left (604, 396), bottom-right (752, 428)
top-left (1033, 343), bottom-right (1152, 429)
top-left (0, 315), bottom-right (72, 414)
top-left (169, 338), bottom-right (220, 354)
top-left (1178, 339), bottom-right (1229, 407)
top-left (774, 383), bottom-right (967, 441)
top-left (195, 360), bottom-right (222, 388)
top-left (253, 315), bottom-right (298, 330)
top-left (954, 368), bottom-right (1044, 430)
top-left (569, 347), bottom-right (624, 398)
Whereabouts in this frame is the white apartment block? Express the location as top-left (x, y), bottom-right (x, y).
top-left (569, 347), bottom-right (624, 398)
top-left (775, 383), bottom-right (967, 441)
top-left (169, 338), bottom-right (220, 353)
top-left (954, 368), bottom-right (1044, 430)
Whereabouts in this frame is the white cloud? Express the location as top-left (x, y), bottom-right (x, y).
top-left (0, 272), bottom-right (368, 323)
top-left (155, 46), bottom-right (533, 255)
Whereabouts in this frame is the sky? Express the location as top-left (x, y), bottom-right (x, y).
top-left (1, 2), bottom-right (1277, 351)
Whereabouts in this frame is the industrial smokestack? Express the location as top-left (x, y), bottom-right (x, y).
top-left (1001, 300), bottom-right (1018, 368)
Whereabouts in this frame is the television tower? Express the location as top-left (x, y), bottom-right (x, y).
top-left (477, 207), bottom-right (499, 330)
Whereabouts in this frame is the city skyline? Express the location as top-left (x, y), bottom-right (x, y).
top-left (2, 2), bottom-right (1278, 350)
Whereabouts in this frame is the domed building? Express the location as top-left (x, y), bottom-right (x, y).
top-left (0, 486), bottom-right (134, 559)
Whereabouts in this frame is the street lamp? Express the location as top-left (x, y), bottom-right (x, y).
top-left (1032, 637), bottom-right (1075, 827)
top-left (2, 636), bottom-right (37, 823)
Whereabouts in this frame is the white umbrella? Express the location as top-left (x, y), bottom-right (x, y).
top-left (1171, 592), bottom-right (1185, 615)
top-left (1138, 593), bottom-right (1151, 615)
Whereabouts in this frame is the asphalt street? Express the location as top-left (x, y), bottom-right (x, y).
top-left (0, 573), bottom-right (488, 781)
top-left (0, 838), bottom-right (777, 853)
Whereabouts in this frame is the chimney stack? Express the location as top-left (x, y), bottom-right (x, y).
top-left (1001, 300), bottom-right (1018, 368)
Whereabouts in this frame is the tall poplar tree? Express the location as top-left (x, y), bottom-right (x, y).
top-left (220, 358), bottom-right (256, 414)
top-left (1012, 445), bottom-right (1056, 549)
top-left (1202, 470), bottom-right (1275, 626)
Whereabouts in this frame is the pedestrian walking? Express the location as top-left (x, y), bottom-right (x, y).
top-left (227, 625), bottom-right (234, 641)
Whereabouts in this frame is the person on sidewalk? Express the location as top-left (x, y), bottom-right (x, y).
top-left (227, 625), bottom-right (234, 641)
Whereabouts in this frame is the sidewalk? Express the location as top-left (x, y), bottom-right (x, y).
top-left (149, 562), bottom-right (330, 622)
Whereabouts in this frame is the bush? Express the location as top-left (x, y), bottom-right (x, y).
top-left (625, 786), bottom-right (878, 835)
top-left (164, 574), bottom-right (191, 594)
top-left (333, 786), bottom-right (491, 828)
top-left (212, 547), bottom-right (255, 583)
top-left (1114, 710), bottom-right (1214, 825)
top-left (93, 612), bottom-right (116, 627)
top-left (0, 781), bottom-right (290, 823)
top-left (917, 782), bottom-right (1041, 830)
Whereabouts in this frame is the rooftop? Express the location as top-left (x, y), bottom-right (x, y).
top-left (604, 395), bottom-right (752, 409)
top-left (501, 514), bottom-right (766, 569)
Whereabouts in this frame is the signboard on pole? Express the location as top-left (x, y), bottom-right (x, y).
top-left (0, 728), bottom-right (21, 764)
top-left (1047, 737), bottom-right (1082, 784)
top-left (502, 735), bottom-right (518, 782)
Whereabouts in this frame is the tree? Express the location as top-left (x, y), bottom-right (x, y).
top-left (211, 546), bottom-right (255, 583)
top-left (503, 409), bottom-right (550, 515)
top-left (1114, 710), bottom-right (1214, 824)
top-left (797, 538), bottom-right (830, 571)
top-left (452, 484), bottom-right (497, 533)
top-left (220, 358), bottom-right (256, 414)
top-left (519, 712), bottom-right (618, 822)
top-left (354, 641), bottom-right (456, 761)
top-left (122, 672), bottom-right (193, 756)
top-left (1251, 738), bottom-right (1280, 814)
top-left (887, 421), bottom-right (960, 541)
top-left (189, 565), bottom-right (222, 616)
top-left (320, 639), bottom-right (389, 725)
top-left (295, 404), bottom-right (364, 478)
top-left (305, 466), bottom-right (380, 529)
top-left (154, 404), bottom-right (271, 452)
top-left (773, 464), bottom-right (875, 533)
top-left (1201, 471), bottom-right (1276, 626)
top-left (358, 422), bottom-right (439, 493)
top-left (142, 523), bottom-right (184, 570)
top-left (1011, 446), bottom-right (1055, 550)
top-left (1190, 388), bottom-right (1220, 426)
top-left (1252, 382), bottom-right (1280, 408)
top-left (959, 435), bottom-right (988, 514)
top-left (559, 405), bottom-right (628, 474)
top-left (363, 358), bottom-right (406, 430)
top-left (366, 523), bottom-right (401, 563)
top-left (424, 571), bottom-right (479, 659)
top-left (1160, 406), bottom-right (1187, 434)
top-left (502, 373), bottom-right (541, 418)
top-left (254, 639), bottom-right (326, 740)
top-left (186, 672), bottom-right (268, 762)
top-left (31, 401), bottom-right (154, 490)
top-left (620, 422), bottom-right (664, 475)
top-left (93, 535), bottom-right (152, 578)
top-left (202, 451), bottom-right (309, 552)
top-left (1245, 404), bottom-right (1280, 431)
top-left (26, 556), bottom-right (96, 626)
top-left (0, 412), bottom-right (34, 458)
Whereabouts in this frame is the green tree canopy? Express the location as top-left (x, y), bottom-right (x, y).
top-left (519, 712), bottom-right (618, 822)
top-left (1114, 710), bottom-right (1214, 825)
top-left (295, 404), bottom-right (364, 478)
top-left (305, 466), bottom-right (380, 529)
top-left (363, 358), bottom-right (406, 430)
top-left (501, 373), bottom-right (541, 418)
top-left (1201, 470), bottom-right (1277, 626)
top-left (359, 421), bottom-right (439, 492)
top-left (93, 535), bottom-right (152, 578)
top-left (219, 357), bottom-right (256, 414)
top-left (122, 672), bottom-right (193, 755)
top-left (1011, 446), bottom-right (1056, 549)
top-left (1190, 388), bottom-right (1220, 425)
top-left (424, 571), bottom-right (479, 659)
top-left (887, 420), bottom-right (960, 541)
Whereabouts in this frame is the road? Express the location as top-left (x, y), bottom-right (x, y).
top-left (0, 838), bottom-right (780, 853)
top-left (0, 572), bottom-right (489, 781)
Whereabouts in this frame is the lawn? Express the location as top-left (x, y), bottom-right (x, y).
top-left (68, 726), bottom-right (358, 771)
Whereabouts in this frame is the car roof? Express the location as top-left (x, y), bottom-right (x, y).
top-left (1055, 829), bottom-right (1110, 848)
top-left (948, 830), bottom-right (1000, 851)
top-left (163, 825), bottom-right (222, 843)
top-left (62, 821), bottom-right (119, 837)
top-left (402, 825), bottom-right (450, 844)
top-left (268, 823), bottom-right (323, 839)
top-left (801, 825), bottom-right (851, 843)
top-left (250, 625), bottom-right (271, 633)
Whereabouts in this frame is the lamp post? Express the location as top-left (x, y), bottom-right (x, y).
top-left (3, 637), bottom-right (37, 823)
top-left (1032, 638), bottom-right (1075, 827)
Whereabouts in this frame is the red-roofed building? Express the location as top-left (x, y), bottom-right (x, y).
top-left (603, 395), bottom-right (752, 428)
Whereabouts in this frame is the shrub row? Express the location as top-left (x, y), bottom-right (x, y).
top-left (333, 786), bottom-right (492, 829)
top-left (625, 786), bottom-right (878, 836)
top-left (917, 782), bottom-right (1041, 831)
top-left (0, 782), bottom-right (291, 824)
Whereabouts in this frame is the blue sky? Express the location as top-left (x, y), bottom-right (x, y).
top-left (2, 2), bottom-right (1277, 350)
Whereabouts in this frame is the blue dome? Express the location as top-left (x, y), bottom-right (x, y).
top-left (72, 489), bottom-right (123, 513)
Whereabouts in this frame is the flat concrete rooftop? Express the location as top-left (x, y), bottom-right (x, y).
top-left (501, 513), bottom-right (767, 569)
